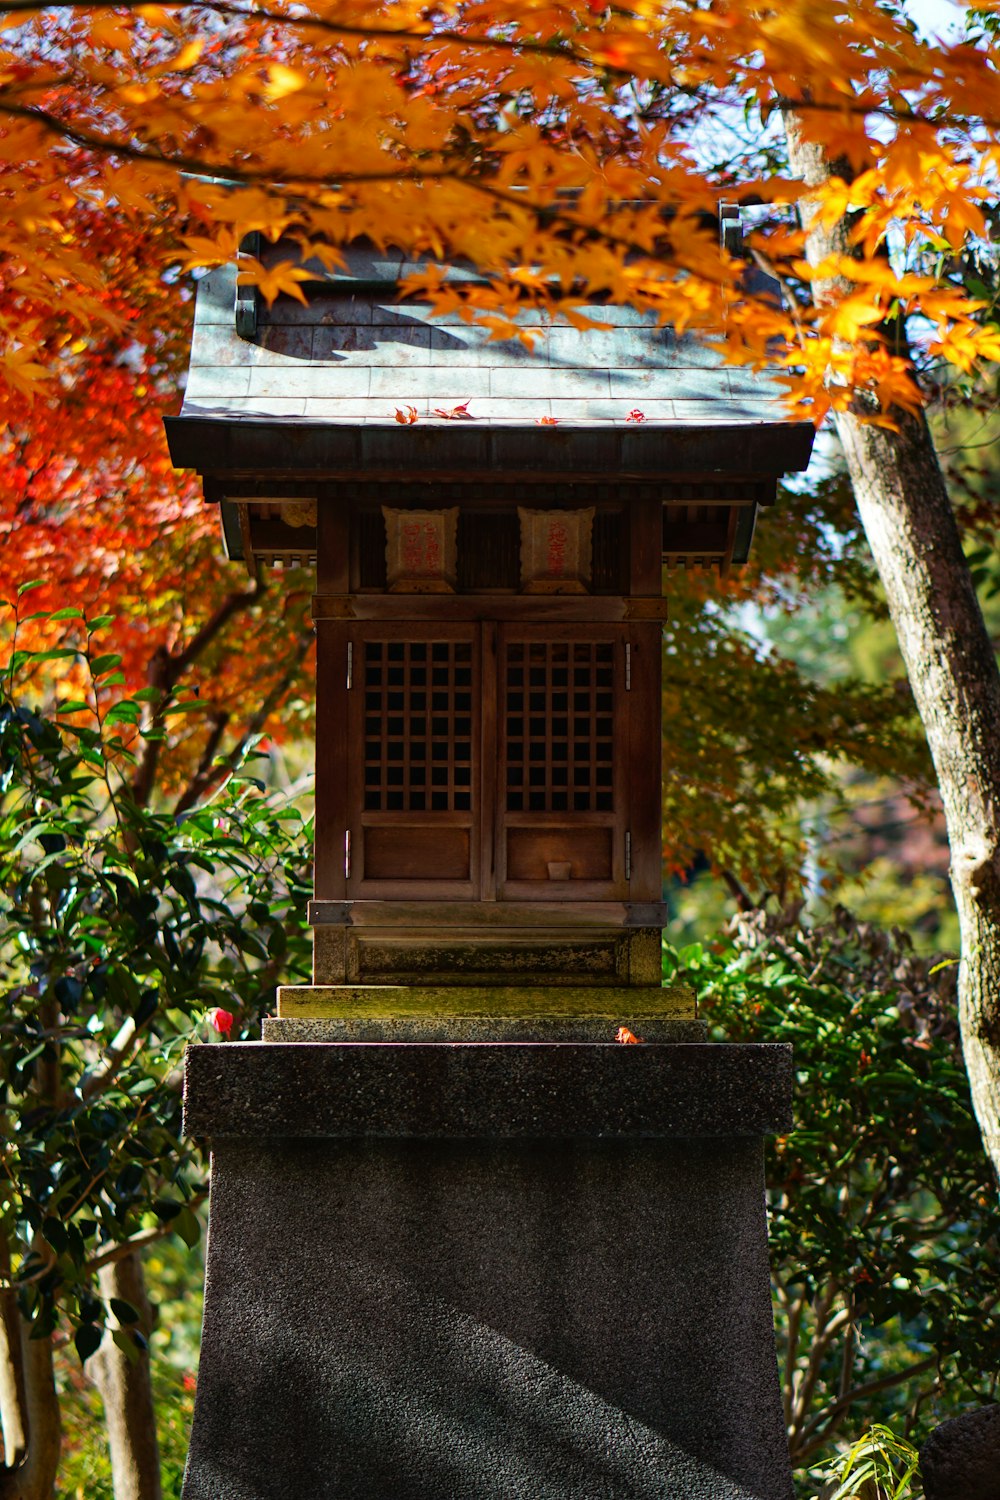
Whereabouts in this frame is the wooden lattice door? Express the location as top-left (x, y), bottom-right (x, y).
top-left (497, 625), bottom-right (629, 900)
top-left (347, 624), bottom-right (479, 897)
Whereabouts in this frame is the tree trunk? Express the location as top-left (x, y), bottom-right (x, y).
top-left (785, 115), bottom-right (1000, 1179)
top-left (0, 1315), bottom-right (60, 1500)
top-left (0, 1232), bottom-right (27, 1472)
top-left (91, 1253), bottom-right (162, 1500)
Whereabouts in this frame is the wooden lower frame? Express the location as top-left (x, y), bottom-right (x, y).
top-left (313, 922), bottom-right (664, 987)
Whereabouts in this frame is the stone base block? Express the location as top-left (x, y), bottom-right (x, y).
top-left (263, 1015), bottom-right (707, 1043)
top-left (182, 1043), bottom-right (793, 1500)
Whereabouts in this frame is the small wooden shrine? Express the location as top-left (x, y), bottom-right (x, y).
top-left (171, 225), bottom-right (813, 1500)
top-left (167, 229), bottom-right (813, 1011)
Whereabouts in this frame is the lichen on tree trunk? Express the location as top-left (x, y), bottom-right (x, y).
top-left (785, 113), bottom-right (1000, 1179)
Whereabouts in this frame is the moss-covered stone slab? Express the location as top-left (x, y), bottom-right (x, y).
top-left (275, 982), bottom-right (696, 1021)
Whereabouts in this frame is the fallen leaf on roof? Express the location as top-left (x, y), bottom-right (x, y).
top-left (433, 400), bottom-right (474, 420)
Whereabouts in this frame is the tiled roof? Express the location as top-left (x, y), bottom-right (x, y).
top-left (179, 258), bottom-right (792, 430)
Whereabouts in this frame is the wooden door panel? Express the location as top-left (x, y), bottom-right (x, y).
top-left (363, 826), bottom-right (471, 881)
top-left (497, 625), bottom-right (629, 900)
top-left (348, 625), bottom-right (479, 898)
top-left (506, 826), bottom-right (613, 882)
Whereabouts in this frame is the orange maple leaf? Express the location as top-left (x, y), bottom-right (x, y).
top-left (615, 1026), bottom-right (644, 1044)
top-left (535, 415), bottom-right (559, 425)
top-left (432, 399), bottom-right (474, 419)
top-left (394, 405), bottom-right (419, 424)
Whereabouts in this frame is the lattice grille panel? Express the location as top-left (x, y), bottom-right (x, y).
top-left (363, 640), bottom-right (473, 812)
top-left (505, 641), bottom-right (614, 813)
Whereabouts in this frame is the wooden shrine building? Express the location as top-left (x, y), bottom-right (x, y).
top-left (166, 232), bottom-right (814, 1010)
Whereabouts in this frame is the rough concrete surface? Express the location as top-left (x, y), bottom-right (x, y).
top-left (920, 1404), bottom-right (1000, 1500)
top-left (183, 1134), bottom-right (792, 1500)
top-left (183, 1040), bottom-right (793, 1140)
top-left (262, 1015), bottom-right (708, 1044)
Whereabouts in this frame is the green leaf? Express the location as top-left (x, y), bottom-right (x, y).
top-left (173, 1207), bottom-right (202, 1249)
top-left (42, 1216), bottom-right (69, 1254)
top-left (75, 1324), bottom-right (104, 1364)
top-left (110, 1297), bottom-right (140, 1326)
top-left (111, 1328), bottom-right (140, 1365)
top-left (48, 607), bottom-right (86, 621)
top-left (87, 614), bottom-right (116, 632)
top-left (90, 653), bottom-right (124, 675)
top-left (17, 579), bottom-right (46, 596)
top-left (27, 648), bottom-right (80, 662)
top-left (105, 703), bottom-right (140, 726)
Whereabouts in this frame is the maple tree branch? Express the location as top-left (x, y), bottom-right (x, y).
top-left (0, 0), bottom-right (634, 72)
top-left (0, 96), bottom-right (740, 303)
top-left (0, 97), bottom-right (471, 190)
top-left (1, 5), bottom-right (995, 134)
top-left (172, 623), bottom-right (311, 814)
top-left (130, 581), bottom-right (261, 808)
top-left (169, 583), bottom-right (262, 680)
top-left (172, 707), bottom-right (230, 817)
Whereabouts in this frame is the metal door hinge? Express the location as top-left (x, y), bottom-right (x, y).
top-left (625, 831), bottom-right (632, 880)
top-left (344, 830), bottom-right (352, 880)
top-left (346, 641), bottom-right (353, 689)
top-left (625, 642), bottom-right (632, 690)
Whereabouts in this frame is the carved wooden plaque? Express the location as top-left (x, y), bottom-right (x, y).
top-left (518, 507), bottom-right (594, 593)
top-left (283, 500), bottom-right (317, 528)
top-left (383, 507), bottom-right (459, 593)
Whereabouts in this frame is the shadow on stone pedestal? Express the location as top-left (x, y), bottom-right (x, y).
top-left (182, 1043), bottom-right (793, 1500)
top-left (920, 1405), bottom-right (1000, 1500)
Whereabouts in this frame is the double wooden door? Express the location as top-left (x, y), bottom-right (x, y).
top-left (337, 622), bottom-right (637, 902)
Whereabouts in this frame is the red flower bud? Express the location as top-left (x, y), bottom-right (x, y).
top-left (209, 1007), bottom-right (235, 1038)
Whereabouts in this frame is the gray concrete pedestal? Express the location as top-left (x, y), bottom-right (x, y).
top-left (182, 1043), bottom-right (793, 1500)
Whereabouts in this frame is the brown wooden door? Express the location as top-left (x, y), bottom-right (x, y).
top-left (347, 624), bottom-right (479, 898)
top-left (495, 624), bottom-right (629, 900)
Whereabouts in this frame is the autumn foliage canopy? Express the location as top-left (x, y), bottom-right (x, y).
top-left (2, 0), bottom-right (999, 411)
